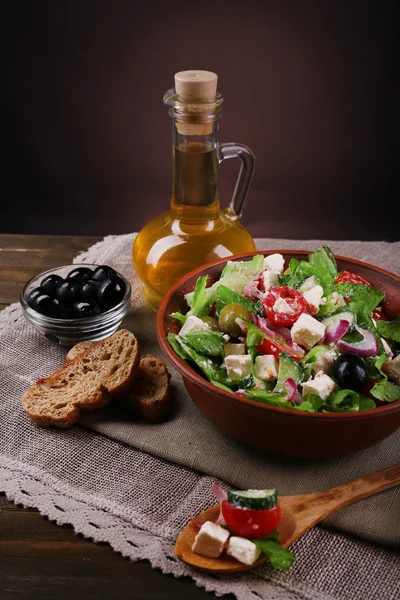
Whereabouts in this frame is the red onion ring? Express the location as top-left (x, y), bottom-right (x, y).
top-left (251, 313), bottom-right (305, 355)
top-left (325, 319), bottom-right (350, 344)
top-left (211, 483), bottom-right (228, 526)
top-left (244, 279), bottom-right (264, 301)
top-left (283, 378), bottom-right (297, 402)
top-left (189, 507), bottom-right (202, 529)
top-left (337, 325), bottom-right (379, 357)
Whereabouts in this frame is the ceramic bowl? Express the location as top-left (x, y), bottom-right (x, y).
top-left (156, 251), bottom-right (400, 458)
top-left (20, 264), bottom-right (131, 346)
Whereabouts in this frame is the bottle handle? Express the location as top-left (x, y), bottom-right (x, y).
top-left (218, 142), bottom-right (255, 219)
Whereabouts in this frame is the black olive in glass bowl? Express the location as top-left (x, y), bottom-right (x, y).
top-left (91, 265), bottom-right (117, 282)
top-left (27, 287), bottom-right (44, 309)
top-left (72, 300), bottom-right (101, 319)
top-left (67, 267), bottom-right (93, 283)
top-left (56, 280), bottom-right (82, 305)
top-left (334, 353), bottom-right (368, 392)
top-left (80, 279), bottom-right (98, 301)
top-left (34, 294), bottom-right (63, 318)
top-left (97, 276), bottom-right (126, 310)
top-left (40, 274), bottom-right (64, 295)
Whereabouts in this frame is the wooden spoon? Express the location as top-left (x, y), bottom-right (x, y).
top-left (175, 463), bottom-right (400, 573)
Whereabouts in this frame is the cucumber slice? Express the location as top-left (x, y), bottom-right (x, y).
top-left (321, 310), bottom-right (354, 329)
top-left (274, 352), bottom-right (303, 392)
top-left (227, 488), bottom-right (278, 510)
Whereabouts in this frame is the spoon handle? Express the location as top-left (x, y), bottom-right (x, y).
top-left (319, 463), bottom-right (400, 514)
top-left (282, 463), bottom-right (400, 534)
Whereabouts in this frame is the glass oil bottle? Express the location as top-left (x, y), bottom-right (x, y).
top-left (133, 70), bottom-right (256, 311)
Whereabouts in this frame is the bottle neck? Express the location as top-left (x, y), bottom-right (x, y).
top-left (170, 119), bottom-right (220, 221)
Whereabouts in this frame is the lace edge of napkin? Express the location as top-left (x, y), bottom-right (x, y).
top-left (0, 456), bottom-right (331, 600)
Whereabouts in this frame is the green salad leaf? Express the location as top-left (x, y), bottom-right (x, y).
top-left (252, 531), bottom-right (295, 570)
top-left (174, 336), bottom-right (227, 384)
top-left (370, 379), bottom-right (400, 403)
top-left (183, 331), bottom-right (226, 357)
top-left (221, 254), bottom-right (264, 279)
top-left (308, 245), bottom-right (338, 276)
top-left (375, 317), bottom-right (400, 343)
top-left (215, 285), bottom-right (256, 316)
top-left (167, 333), bottom-right (189, 360)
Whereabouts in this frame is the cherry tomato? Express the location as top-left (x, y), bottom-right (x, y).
top-left (372, 307), bottom-right (388, 321)
top-left (262, 286), bottom-right (308, 327)
top-left (335, 271), bottom-right (371, 286)
top-left (221, 501), bottom-right (281, 539)
top-left (257, 336), bottom-right (304, 362)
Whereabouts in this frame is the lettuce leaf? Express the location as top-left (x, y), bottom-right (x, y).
top-left (183, 331), bottom-right (226, 357)
top-left (167, 332), bottom-right (189, 360)
top-left (174, 336), bottom-right (227, 383)
top-left (308, 245), bottom-right (338, 276)
top-left (221, 254), bottom-right (264, 278)
top-left (375, 317), bottom-right (400, 343)
top-left (215, 285), bottom-right (257, 316)
top-left (252, 531), bottom-right (295, 570)
top-left (370, 379), bottom-right (400, 403)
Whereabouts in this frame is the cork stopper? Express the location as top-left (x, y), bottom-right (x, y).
top-left (174, 70), bottom-right (218, 100)
top-left (173, 70), bottom-right (219, 135)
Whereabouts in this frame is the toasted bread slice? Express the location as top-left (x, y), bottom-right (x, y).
top-left (66, 341), bottom-right (94, 361)
top-left (126, 355), bottom-right (171, 423)
top-left (22, 329), bottom-right (140, 428)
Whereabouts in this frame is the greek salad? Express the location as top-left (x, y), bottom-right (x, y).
top-left (168, 246), bottom-right (400, 412)
top-left (190, 484), bottom-right (294, 569)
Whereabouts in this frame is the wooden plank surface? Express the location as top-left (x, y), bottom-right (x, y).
top-left (0, 234), bottom-right (224, 600)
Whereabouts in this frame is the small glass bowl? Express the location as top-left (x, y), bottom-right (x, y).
top-left (20, 264), bottom-right (131, 346)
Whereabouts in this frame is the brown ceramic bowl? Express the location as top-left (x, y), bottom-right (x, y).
top-left (156, 251), bottom-right (400, 458)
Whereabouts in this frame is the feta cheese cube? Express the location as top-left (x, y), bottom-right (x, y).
top-left (262, 269), bottom-right (279, 291)
top-left (299, 276), bottom-right (319, 293)
top-left (330, 292), bottom-right (346, 309)
top-left (255, 355), bottom-right (279, 381)
top-left (312, 349), bottom-right (337, 375)
top-left (226, 537), bottom-right (262, 565)
top-left (291, 313), bottom-right (325, 350)
top-left (263, 253), bottom-right (285, 274)
top-left (191, 521), bottom-right (230, 558)
top-left (224, 343), bottom-right (246, 357)
top-left (301, 370), bottom-right (336, 400)
top-left (302, 285), bottom-right (324, 314)
top-left (383, 355), bottom-right (400, 385)
top-left (225, 355), bottom-right (252, 381)
top-left (273, 297), bottom-right (295, 314)
top-left (179, 315), bottom-right (210, 337)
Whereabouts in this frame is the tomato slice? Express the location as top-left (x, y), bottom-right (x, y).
top-left (372, 307), bottom-right (388, 321)
top-left (336, 271), bottom-right (371, 286)
top-left (221, 501), bottom-right (281, 539)
top-left (262, 286), bottom-right (308, 327)
top-left (257, 336), bottom-right (304, 362)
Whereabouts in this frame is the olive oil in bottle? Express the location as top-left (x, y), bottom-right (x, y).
top-left (133, 70), bottom-right (256, 312)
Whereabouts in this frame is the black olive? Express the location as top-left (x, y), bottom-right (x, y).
top-left (56, 279), bottom-right (82, 305)
top-left (334, 353), bottom-right (368, 392)
top-left (27, 287), bottom-right (44, 309)
top-left (40, 274), bottom-right (64, 295)
top-left (72, 300), bottom-right (101, 319)
top-left (80, 279), bottom-right (98, 301)
top-left (91, 265), bottom-right (117, 282)
top-left (67, 267), bottom-right (93, 283)
top-left (34, 294), bottom-right (63, 318)
top-left (97, 276), bottom-right (125, 309)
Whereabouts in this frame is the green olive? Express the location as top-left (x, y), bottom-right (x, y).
top-left (200, 316), bottom-right (219, 331)
top-left (218, 303), bottom-right (251, 337)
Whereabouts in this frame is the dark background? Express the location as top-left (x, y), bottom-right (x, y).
top-left (1, 1), bottom-right (399, 241)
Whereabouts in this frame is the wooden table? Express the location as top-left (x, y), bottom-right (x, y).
top-left (0, 234), bottom-right (229, 599)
